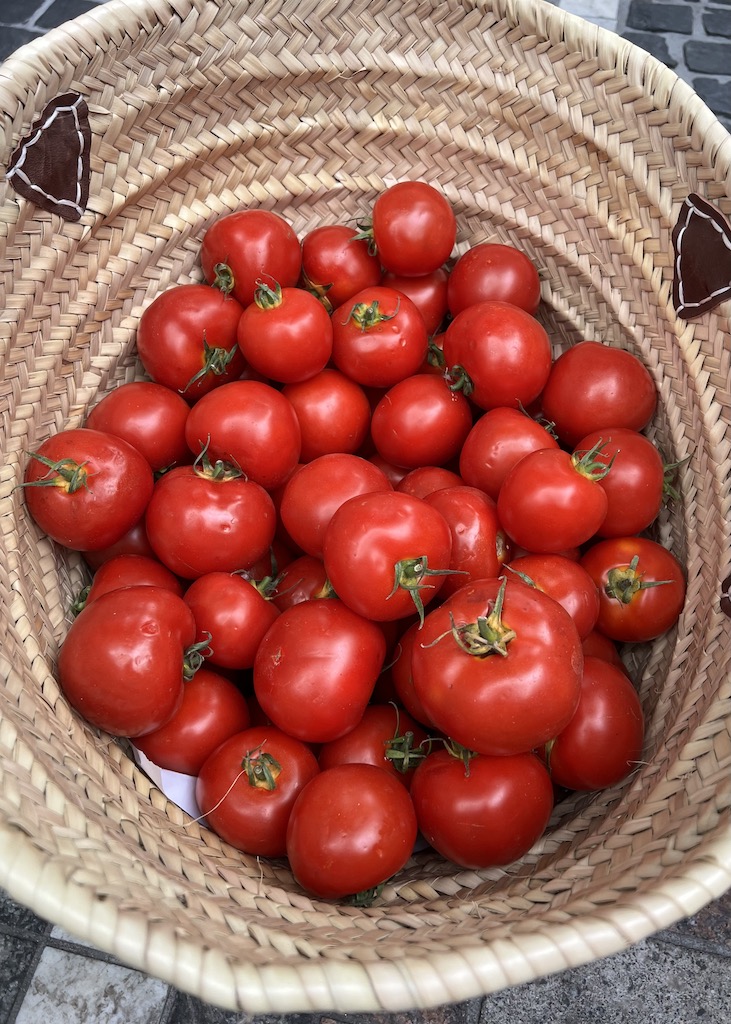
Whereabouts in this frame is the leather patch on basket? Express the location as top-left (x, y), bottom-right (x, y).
top-left (721, 574), bottom-right (731, 619)
top-left (672, 193), bottom-right (731, 320)
top-left (5, 92), bottom-right (90, 222)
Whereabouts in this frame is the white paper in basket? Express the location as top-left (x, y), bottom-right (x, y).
top-left (132, 745), bottom-right (202, 819)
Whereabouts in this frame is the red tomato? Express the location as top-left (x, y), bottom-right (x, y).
top-left (280, 453), bottom-right (392, 558)
top-left (424, 485), bottom-right (509, 599)
top-left (136, 283), bottom-right (246, 402)
top-left (196, 726), bottom-right (319, 857)
top-left (81, 553), bottom-right (184, 609)
top-left (410, 748), bottom-right (554, 868)
top-left (236, 281), bottom-right (333, 384)
top-left (366, 453), bottom-right (411, 488)
top-left (200, 208), bottom-right (302, 307)
top-left (300, 224), bottom-right (382, 311)
top-left (271, 554), bottom-right (332, 611)
top-left (322, 490), bottom-right (453, 623)
top-left (411, 577), bottom-right (583, 756)
top-left (133, 667), bottom-right (251, 775)
top-left (183, 571), bottom-right (280, 670)
top-left (253, 599), bottom-right (386, 743)
top-left (371, 181), bottom-right (456, 276)
top-left (389, 620), bottom-right (438, 727)
top-left (497, 444), bottom-right (610, 553)
top-left (57, 585), bottom-right (197, 737)
top-left (580, 537), bottom-right (686, 643)
top-left (184, 380), bottom-right (301, 490)
top-left (317, 704), bottom-right (429, 789)
top-left (447, 242), bottom-right (541, 316)
top-left (582, 628), bottom-right (628, 673)
top-left (331, 285), bottom-right (428, 388)
top-left (81, 518), bottom-right (157, 571)
top-left (23, 428), bottom-right (154, 552)
top-left (545, 656), bottom-right (645, 790)
top-left (458, 406), bottom-right (559, 500)
top-left (381, 267), bottom-right (449, 335)
top-left (145, 460), bottom-right (276, 579)
top-left (539, 341), bottom-right (658, 448)
top-left (85, 381), bottom-right (191, 472)
top-left (282, 369), bottom-right (372, 461)
top-left (572, 427), bottom-right (665, 537)
top-left (286, 763), bottom-right (418, 899)
top-left (505, 553), bottom-right (600, 639)
top-left (443, 300), bottom-right (552, 411)
top-left (369, 374), bottom-right (473, 469)
top-left (396, 465), bottom-right (463, 499)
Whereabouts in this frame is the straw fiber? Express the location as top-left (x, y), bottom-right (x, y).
top-left (1, 0), bottom-right (730, 1013)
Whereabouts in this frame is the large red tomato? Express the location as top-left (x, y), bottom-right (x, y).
top-left (505, 552), bottom-right (600, 639)
top-left (282, 369), bottom-right (372, 461)
top-left (458, 406), bottom-right (559, 500)
top-left (300, 224), bottom-right (382, 311)
top-left (85, 381), bottom-right (191, 472)
top-left (447, 242), bottom-right (541, 316)
top-left (370, 180), bottom-right (456, 276)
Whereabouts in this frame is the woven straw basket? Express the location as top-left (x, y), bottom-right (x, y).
top-left (1, 0), bottom-right (730, 1013)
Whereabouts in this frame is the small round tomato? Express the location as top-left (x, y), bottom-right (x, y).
top-left (280, 453), bottom-right (392, 559)
top-left (236, 281), bottom-right (333, 384)
top-left (286, 763), bottom-right (418, 899)
top-left (369, 374), bottom-right (473, 469)
top-left (458, 406), bottom-right (559, 500)
top-left (282, 369), bottom-right (372, 461)
top-left (81, 518), bottom-right (157, 571)
top-left (23, 428), bottom-right (154, 552)
top-left (447, 242), bottom-right (541, 316)
top-left (505, 553), bottom-right (600, 639)
top-left (443, 300), bottom-right (552, 411)
top-left (396, 465), bottom-right (463, 499)
top-left (572, 427), bottom-right (665, 537)
top-left (331, 285), bottom-right (428, 388)
top-left (81, 553), bottom-right (184, 609)
top-left (271, 554), bottom-right (332, 611)
top-left (580, 536), bottom-right (686, 643)
top-left (370, 180), bottom-right (456, 276)
top-left (381, 267), bottom-right (449, 335)
top-left (410, 747), bottom-right (554, 869)
top-left (184, 380), bottom-right (301, 490)
top-left (539, 341), bottom-right (658, 448)
top-left (318, 704), bottom-right (429, 789)
top-left (136, 283), bottom-right (246, 402)
top-left (545, 656), bottom-right (645, 791)
top-left (200, 208), bottom-right (302, 307)
top-left (253, 599), bottom-right (386, 743)
top-left (134, 667), bottom-right (251, 775)
top-left (322, 490), bottom-right (453, 623)
top-left (196, 726), bottom-right (319, 857)
top-left (57, 585), bottom-right (197, 737)
top-left (85, 381), bottom-right (191, 472)
top-left (300, 224), bottom-right (382, 311)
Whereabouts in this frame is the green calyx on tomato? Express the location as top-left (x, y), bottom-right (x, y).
top-left (441, 737), bottom-right (479, 777)
top-left (182, 333), bottom-right (241, 395)
top-left (570, 438), bottom-right (615, 481)
top-left (347, 298), bottom-right (399, 332)
top-left (183, 633), bottom-right (213, 680)
top-left (241, 745), bottom-right (283, 790)
top-left (209, 261), bottom-right (236, 295)
top-left (604, 555), bottom-right (674, 605)
top-left (191, 441), bottom-right (243, 482)
top-left (252, 280), bottom-right (284, 310)
top-left (22, 453), bottom-right (91, 493)
top-left (389, 555), bottom-right (461, 625)
top-left (445, 363), bottom-right (474, 398)
top-left (384, 728), bottom-right (428, 775)
top-left (432, 576), bottom-right (517, 657)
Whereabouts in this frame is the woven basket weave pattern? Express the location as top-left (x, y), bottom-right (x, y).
top-left (1, 0), bottom-right (730, 1012)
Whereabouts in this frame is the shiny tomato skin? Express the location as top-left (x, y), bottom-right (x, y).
top-left (540, 342), bottom-right (658, 449)
top-left (280, 453), bottom-right (392, 559)
top-left (424, 485), bottom-right (508, 599)
top-left (136, 284), bottom-right (246, 402)
top-left (369, 373), bottom-right (473, 469)
top-left (144, 464), bottom-right (276, 579)
top-left (410, 749), bottom-right (554, 868)
top-left (317, 704), bottom-right (428, 788)
top-left (412, 577), bottom-right (583, 756)
top-left (331, 285), bottom-right (429, 388)
top-left (573, 427), bottom-right (665, 538)
top-left (184, 380), bottom-right (301, 490)
top-left (57, 585), bottom-right (196, 737)
top-left (23, 428), bottom-right (154, 552)
top-left (81, 519), bottom-right (158, 571)
top-left (271, 554), bottom-right (331, 611)
top-left (371, 181), bottom-right (456, 277)
top-left (322, 490), bottom-right (453, 622)
top-left (236, 284), bottom-right (333, 384)
top-left (300, 224), bottom-right (382, 310)
top-left (389, 620), bottom-right (438, 727)
top-left (85, 381), bottom-right (191, 472)
top-left (459, 407), bottom-right (559, 500)
top-left (447, 242), bottom-right (541, 316)
top-left (83, 553), bottom-right (184, 606)
top-left (133, 667), bottom-right (251, 775)
top-left (443, 300), bottom-right (552, 411)
top-left (200, 209), bottom-right (302, 307)
top-left (381, 267), bottom-right (449, 335)
top-left (546, 656), bottom-right (645, 791)
top-left (582, 628), bottom-right (628, 673)
top-left (196, 726), bottom-right (320, 857)
top-left (282, 369), bottom-right (372, 461)
top-left (497, 447), bottom-right (609, 553)
top-left (396, 465), bottom-right (463, 499)
top-left (506, 553), bottom-right (600, 639)
top-left (183, 571), bottom-right (280, 670)
top-left (580, 537), bottom-right (686, 643)
top-left (286, 763), bottom-right (418, 899)
top-left (253, 599), bottom-right (387, 743)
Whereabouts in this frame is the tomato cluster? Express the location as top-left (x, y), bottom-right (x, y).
top-left (22, 180), bottom-right (686, 901)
